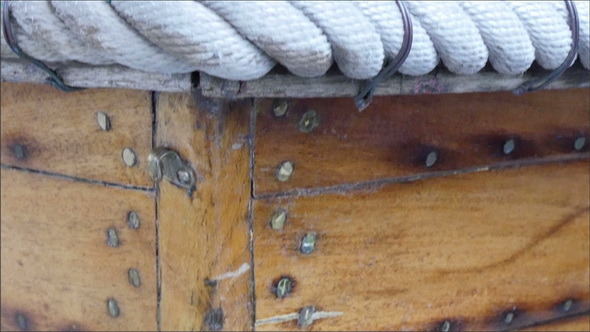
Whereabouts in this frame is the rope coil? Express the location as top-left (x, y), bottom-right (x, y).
top-left (1, 1), bottom-right (588, 105)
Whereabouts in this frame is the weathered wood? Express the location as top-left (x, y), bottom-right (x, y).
top-left (523, 315), bottom-right (590, 331)
top-left (0, 82), bottom-right (153, 187)
top-left (156, 92), bottom-right (253, 331)
top-left (253, 162), bottom-right (590, 331)
top-left (0, 168), bottom-right (157, 331)
top-left (254, 88), bottom-right (590, 196)
top-left (1, 60), bottom-right (191, 92)
top-left (201, 63), bottom-right (590, 99)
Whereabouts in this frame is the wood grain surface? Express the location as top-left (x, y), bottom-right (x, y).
top-left (0, 82), bottom-right (153, 187)
top-left (156, 93), bottom-right (253, 331)
top-left (0, 168), bottom-right (157, 331)
top-left (254, 88), bottom-right (590, 196)
top-left (253, 162), bottom-right (590, 331)
top-left (522, 314), bottom-right (590, 331)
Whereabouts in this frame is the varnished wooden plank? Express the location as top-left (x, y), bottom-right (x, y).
top-left (254, 89), bottom-right (590, 195)
top-left (253, 162), bottom-right (590, 331)
top-left (0, 82), bottom-right (153, 187)
top-left (0, 168), bottom-right (157, 331)
top-left (522, 315), bottom-right (590, 331)
top-left (156, 93), bottom-right (252, 331)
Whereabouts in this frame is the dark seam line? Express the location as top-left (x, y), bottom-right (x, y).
top-left (253, 153), bottom-right (590, 200)
top-left (0, 164), bottom-right (154, 192)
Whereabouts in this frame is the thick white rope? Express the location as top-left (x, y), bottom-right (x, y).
top-left (1, 0), bottom-right (588, 82)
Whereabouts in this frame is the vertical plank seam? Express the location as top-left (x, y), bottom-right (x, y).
top-left (248, 98), bottom-right (258, 331)
top-left (151, 91), bottom-right (162, 332)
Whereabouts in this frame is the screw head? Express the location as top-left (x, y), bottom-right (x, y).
top-left (299, 110), bottom-right (319, 133)
top-left (106, 228), bottom-right (119, 248)
top-left (275, 277), bottom-right (293, 298)
top-left (128, 268), bottom-right (141, 288)
top-left (276, 161), bottom-right (294, 182)
top-left (107, 298), bottom-right (120, 318)
top-left (425, 151), bottom-right (438, 168)
top-left (503, 138), bottom-right (516, 155)
top-left (298, 306), bottom-right (316, 328)
top-left (96, 112), bottom-right (111, 131)
top-left (270, 209), bottom-right (288, 230)
top-left (273, 100), bottom-right (289, 117)
top-left (122, 148), bottom-right (137, 167)
top-left (300, 232), bottom-right (317, 254)
top-left (127, 211), bottom-right (140, 230)
top-left (574, 136), bottom-right (587, 151)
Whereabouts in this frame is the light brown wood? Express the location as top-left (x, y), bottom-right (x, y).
top-left (156, 93), bottom-right (252, 331)
top-left (254, 88), bottom-right (590, 196)
top-left (0, 82), bottom-right (153, 187)
top-left (522, 315), bottom-right (590, 331)
top-left (253, 162), bottom-right (590, 331)
top-left (0, 168), bottom-right (157, 331)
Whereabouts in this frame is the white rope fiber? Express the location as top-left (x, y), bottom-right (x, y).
top-left (1, 0), bottom-right (588, 82)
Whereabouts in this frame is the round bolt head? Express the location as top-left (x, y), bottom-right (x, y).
top-left (96, 112), bottom-right (111, 131)
top-left (425, 151), bottom-right (438, 168)
top-left (273, 100), bottom-right (289, 117)
top-left (122, 148), bottom-right (137, 167)
top-left (574, 136), bottom-right (587, 151)
top-left (299, 110), bottom-right (320, 133)
top-left (270, 209), bottom-right (288, 230)
top-left (275, 277), bottom-right (293, 298)
top-left (276, 161), bottom-right (294, 182)
top-left (127, 211), bottom-right (140, 230)
top-left (298, 306), bottom-right (316, 328)
top-left (300, 232), bottom-right (317, 254)
top-left (128, 268), bottom-right (141, 288)
top-left (503, 139), bottom-right (516, 155)
top-left (107, 298), bottom-right (120, 318)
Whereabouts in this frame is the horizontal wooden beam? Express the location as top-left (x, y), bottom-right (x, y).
top-left (2, 59), bottom-right (588, 97)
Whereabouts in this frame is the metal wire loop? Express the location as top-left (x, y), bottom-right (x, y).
top-left (354, 0), bottom-right (413, 111)
top-left (512, 0), bottom-right (580, 95)
top-left (2, 0), bottom-right (84, 92)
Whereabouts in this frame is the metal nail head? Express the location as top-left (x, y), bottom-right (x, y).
top-left (300, 232), bottom-right (317, 254)
top-left (107, 298), bottom-right (120, 317)
top-left (425, 150), bottom-right (438, 168)
top-left (128, 268), bottom-right (141, 288)
top-left (562, 299), bottom-right (574, 312)
top-left (15, 313), bottom-right (29, 330)
top-left (127, 211), bottom-right (140, 230)
top-left (273, 100), bottom-right (289, 117)
top-left (298, 306), bottom-right (316, 328)
top-left (299, 110), bottom-right (319, 133)
top-left (97, 112), bottom-right (111, 131)
top-left (122, 148), bottom-right (137, 167)
top-left (574, 136), bottom-right (587, 151)
top-left (275, 277), bottom-right (293, 298)
top-left (276, 161), bottom-right (294, 182)
top-left (503, 138), bottom-right (516, 155)
top-left (270, 209), bottom-right (288, 230)
top-left (438, 320), bottom-right (451, 332)
top-left (504, 312), bottom-right (514, 324)
top-left (106, 228), bottom-right (119, 248)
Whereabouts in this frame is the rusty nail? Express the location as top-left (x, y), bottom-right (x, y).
top-left (96, 112), bottom-right (111, 131)
top-left (297, 306), bottom-right (315, 328)
top-left (273, 100), bottom-right (289, 117)
top-left (276, 161), bottom-right (294, 182)
top-left (122, 148), bottom-right (137, 167)
top-left (299, 110), bottom-right (319, 133)
top-left (128, 268), bottom-right (141, 288)
top-left (300, 232), bottom-right (317, 254)
top-left (275, 277), bottom-right (293, 298)
top-left (270, 209), bottom-right (288, 230)
top-left (106, 228), bottom-right (119, 248)
top-left (562, 299), bottom-right (574, 312)
top-left (127, 211), bottom-right (140, 230)
top-left (574, 136), bottom-right (587, 151)
top-left (15, 313), bottom-right (29, 330)
top-left (107, 298), bottom-right (120, 317)
top-left (425, 150), bottom-right (438, 168)
top-left (503, 138), bottom-right (516, 155)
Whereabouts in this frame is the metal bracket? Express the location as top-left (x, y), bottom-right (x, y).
top-left (148, 148), bottom-right (195, 196)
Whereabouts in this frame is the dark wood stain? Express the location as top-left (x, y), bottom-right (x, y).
top-left (203, 307), bottom-right (224, 331)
